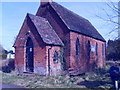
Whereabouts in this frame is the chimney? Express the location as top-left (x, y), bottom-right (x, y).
top-left (40, 0), bottom-right (52, 7)
top-left (118, 1), bottom-right (120, 39)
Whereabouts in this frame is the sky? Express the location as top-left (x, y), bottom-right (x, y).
top-left (0, 1), bottom-right (118, 51)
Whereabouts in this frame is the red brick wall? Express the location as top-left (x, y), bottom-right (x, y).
top-left (14, 17), bottom-right (47, 75)
top-left (36, 5), bottom-right (106, 72)
top-left (15, 5), bottom-right (106, 75)
top-left (46, 46), bottom-right (62, 76)
top-left (15, 47), bottom-right (24, 72)
top-left (14, 16), bottom-right (63, 76)
top-left (69, 32), bottom-right (106, 72)
top-left (37, 7), bottom-right (71, 70)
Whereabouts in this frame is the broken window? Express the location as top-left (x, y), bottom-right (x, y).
top-left (53, 51), bottom-right (59, 64)
top-left (76, 38), bottom-right (80, 56)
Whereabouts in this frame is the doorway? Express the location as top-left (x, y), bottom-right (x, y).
top-left (26, 37), bottom-right (34, 72)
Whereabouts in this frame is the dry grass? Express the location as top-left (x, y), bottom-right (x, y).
top-left (1, 71), bottom-right (112, 88)
top-left (1, 60), bottom-right (119, 88)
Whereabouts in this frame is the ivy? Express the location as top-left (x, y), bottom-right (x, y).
top-left (59, 48), bottom-right (66, 71)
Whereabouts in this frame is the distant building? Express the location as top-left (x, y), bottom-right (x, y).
top-left (13, 1), bottom-right (106, 76)
top-left (7, 53), bottom-right (15, 59)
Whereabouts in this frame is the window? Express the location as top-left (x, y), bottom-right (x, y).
top-left (53, 51), bottom-right (59, 64)
top-left (102, 44), bottom-right (104, 56)
top-left (76, 38), bottom-right (80, 56)
top-left (96, 43), bottom-right (98, 56)
top-left (86, 40), bottom-right (91, 60)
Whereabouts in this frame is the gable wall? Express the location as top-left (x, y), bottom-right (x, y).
top-left (70, 32), bottom-right (105, 72)
top-left (37, 6), bottom-right (71, 70)
top-left (14, 18), bottom-right (47, 75)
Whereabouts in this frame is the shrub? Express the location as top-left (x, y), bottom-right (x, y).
top-left (0, 53), bottom-right (7, 59)
top-left (94, 67), bottom-right (108, 76)
top-left (2, 59), bottom-right (15, 73)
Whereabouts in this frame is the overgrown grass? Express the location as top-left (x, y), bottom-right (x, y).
top-left (1, 61), bottom-right (117, 88)
top-left (1, 71), bottom-right (112, 88)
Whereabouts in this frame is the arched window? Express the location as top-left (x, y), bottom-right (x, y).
top-left (53, 51), bottom-right (59, 64)
top-left (76, 38), bottom-right (80, 56)
top-left (86, 40), bottom-right (91, 60)
top-left (96, 43), bottom-right (98, 56)
top-left (102, 44), bottom-right (104, 56)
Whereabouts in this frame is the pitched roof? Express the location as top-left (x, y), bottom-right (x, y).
top-left (39, 2), bottom-right (106, 42)
top-left (28, 13), bottom-right (64, 46)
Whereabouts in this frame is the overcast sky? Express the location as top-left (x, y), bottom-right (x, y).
top-left (0, 1), bottom-right (118, 50)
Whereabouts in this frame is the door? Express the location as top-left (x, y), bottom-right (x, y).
top-left (26, 37), bottom-right (34, 72)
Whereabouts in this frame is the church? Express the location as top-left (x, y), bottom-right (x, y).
top-left (13, 0), bottom-right (106, 76)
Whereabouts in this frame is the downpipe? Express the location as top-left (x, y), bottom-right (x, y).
top-left (48, 46), bottom-right (52, 76)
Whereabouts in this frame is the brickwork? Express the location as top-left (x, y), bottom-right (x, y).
top-left (38, 7), bottom-right (71, 70)
top-left (46, 46), bottom-right (62, 76)
top-left (14, 17), bottom-right (47, 75)
top-left (69, 32), bottom-right (105, 72)
top-left (14, 1), bottom-right (106, 76)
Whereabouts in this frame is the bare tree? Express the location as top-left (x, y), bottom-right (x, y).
top-left (97, 1), bottom-right (120, 60)
top-left (96, 1), bottom-right (119, 39)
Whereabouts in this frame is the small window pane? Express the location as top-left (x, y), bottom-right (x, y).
top-left (87, 40), bottom-right (91, 60)
top-left (96, 43), bottom-right (98, 56)
top-left (102, 44), bottom-right (104, 56)
top-left (53, 51), bottom-right (59, 64)
top-left (76, 38), bottom-right (80, 56)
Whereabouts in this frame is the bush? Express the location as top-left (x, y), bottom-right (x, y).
top-left (2, 66), bottom-right (11, 73)
top-left (0, 54), bottom-right (7, 59)
top-left (1, 59), bottom-right (15, 73)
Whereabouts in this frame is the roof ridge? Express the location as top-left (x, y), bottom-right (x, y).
top-left (48, 2), bottom-right (105, 42)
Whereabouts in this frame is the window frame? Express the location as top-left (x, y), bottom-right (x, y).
top-left (76, 38), bottom-right (80, 57)
top-left (86, 40), bottom-right (91, 60)
top-left (96, 43), bottom-right (98, 56)
top-left (53, 51), bottom-right (59, 64)
top-left (102, 44), bottom-right (104, 56)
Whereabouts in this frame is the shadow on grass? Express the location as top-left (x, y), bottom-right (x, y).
top-left (77, 80), bottom-right (111, 88)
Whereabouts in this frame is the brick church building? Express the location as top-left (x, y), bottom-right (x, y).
top-left (13, 0), bottom-right (106, 76)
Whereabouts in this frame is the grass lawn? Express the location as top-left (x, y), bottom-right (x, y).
top-left (1, 70), bottom-right (113, 88)
top-left (1, 60), bottom-right (119, 88)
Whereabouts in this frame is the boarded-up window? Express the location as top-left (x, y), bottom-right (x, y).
top-left (96, 43), bottom-right (98, 56)
top-left (53, 51), bottom-right (59, 64)
top-left (76, 38), bottom-right (80, 56)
